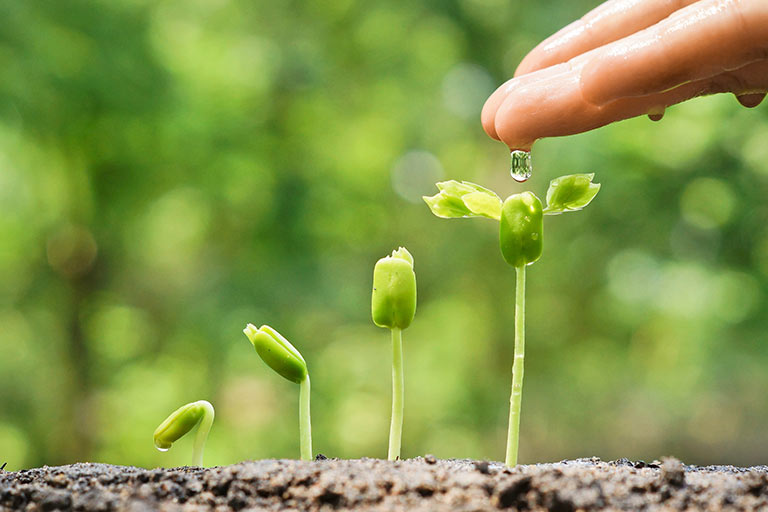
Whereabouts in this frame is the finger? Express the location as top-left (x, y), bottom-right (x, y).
top-left (485, 0), bottom-right (706, 139)
top-left (493, 59), bottom-right (768, 151)
top-left (515, 0), bottom-right (701, 77)
top-left (482, 63), bottom-right (572, 140)
top-left (580, 0), bottom-right (768, 106)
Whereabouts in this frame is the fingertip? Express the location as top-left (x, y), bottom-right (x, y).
top-left (493, 98), bottom-right (534, 153)
top-left (482, 81), bottom-right (517, 141)
top-left (514, 51), bottom-right (545, 78)
top-left (481, 97), bottom-right (500, 140)
top-left (736, 93), bottom-right (766, 108)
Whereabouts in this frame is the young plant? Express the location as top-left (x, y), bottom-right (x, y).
top-left (243, 324), bottom-right (312, 461)
top-left (153, 400), bottom-right (215, 467)
top-left (424, 174), bottom-right (600, 466)
top-left (372, 247), bottom-right (417, 461)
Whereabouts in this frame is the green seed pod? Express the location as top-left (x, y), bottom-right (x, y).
top-left (372, 247), bottom-right (417, 330)
top-left (499, 192), bottom-right (543, 268)
top-left (153, 400), bottom-right (214, 451)
top-left (243, 324), bottom-right (308, 384)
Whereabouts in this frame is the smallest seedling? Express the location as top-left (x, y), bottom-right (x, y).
top-left (153, 400), bottom-right (215, 467)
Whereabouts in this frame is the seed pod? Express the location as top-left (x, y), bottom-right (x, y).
top-left (499, 192), bottom-right (543, 268)
top-left (372, 247), bottom-right (417, 330)
top-left (243, 324), bottom-right (308, 384)
top-left (153, 400), bottom-right (213, 451)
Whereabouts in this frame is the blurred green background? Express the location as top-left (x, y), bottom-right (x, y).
top-left (2, 0), bottom-right (768, 470)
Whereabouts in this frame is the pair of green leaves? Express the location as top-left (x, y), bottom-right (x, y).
top-left (372, 247), bottom-right (417, 330)
top-left (424, 174), bottom-right (600, 268)
top-left (243, 324), bottom-right (308, 384)
top-left (423, 174), bottom-right (601, 221)
top-left (153, 400), bottom-right (215, 451)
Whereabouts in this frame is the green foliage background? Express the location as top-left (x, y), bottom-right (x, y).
top-left (2, 0), bottom-right (768, 470)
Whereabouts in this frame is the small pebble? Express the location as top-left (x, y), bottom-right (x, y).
top-left (474, 461), bottom-right (490, 474)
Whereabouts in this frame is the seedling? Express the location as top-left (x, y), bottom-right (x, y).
top-left (372, 247), bottom-right (417, 461)
top-left (243, 324), bottom-right (312, 461)
top-left (424, 174), bottom-right (600, 466)
top-left (153, 400), bottom-right (215, 467)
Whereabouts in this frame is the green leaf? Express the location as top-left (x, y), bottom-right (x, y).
top-left (424, 180), bottom-right (502, 220)
top-left (462, 191), bottom-right (502, 220)
top-left (423, 192), bottom-right (472, 218)
top-left (543, 174), bottom-right (601, 215)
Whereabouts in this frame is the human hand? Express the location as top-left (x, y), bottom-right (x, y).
top-left (481, 0), bottom-right (768, 151)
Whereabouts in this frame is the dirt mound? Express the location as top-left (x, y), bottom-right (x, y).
top-left (2, 456), bottom-right (767, 511)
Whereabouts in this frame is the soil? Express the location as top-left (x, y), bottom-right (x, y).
top-left (2, 456), bottom-right (768, 511)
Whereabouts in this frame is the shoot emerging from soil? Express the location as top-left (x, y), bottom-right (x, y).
top-left (243, 323), bottom-right (312, 461)
top-left (424, 174), bottom-right (600, 466)
top-left (153, 400), bottom-right (215, 467)
top-left (372, 247), bottom-right (417, 461)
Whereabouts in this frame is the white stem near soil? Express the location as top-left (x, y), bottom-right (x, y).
top-left (388, 327), bottom-right (404, 461)
top-left (299, 375), bottom-right (313, 461)
top-left (506, 265), bottom-right (526, 466)
top-left (192, 401), bottom-right (215, 467)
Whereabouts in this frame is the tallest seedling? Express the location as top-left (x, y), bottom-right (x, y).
top-left (425, 174), bottom-right (600, 466)
top-left (372, 247), bottom-right (417, 461)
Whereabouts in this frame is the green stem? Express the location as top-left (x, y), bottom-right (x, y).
top-left (299, 375), bottom-right (313, 461)
top-left (388, 327), bottom-right (404, 461)
top-left (192, 401), bottom-right (215, 467)
top-left (506, 265), bottom-right (526, 466)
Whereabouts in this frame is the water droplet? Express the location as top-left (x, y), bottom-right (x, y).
top-left (510, 150), bottom-right (532, 182)
top-left (531, 233), bottom-right (539, 240)
top-left (155, 446), bottom-right (169, 452)
top-left (648, 107), bottom-right (665, 122)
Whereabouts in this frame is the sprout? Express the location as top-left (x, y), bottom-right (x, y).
top-left (372, 247), bottom-right (417, 461)
top-left (425, 174), bottom-right (600, 466)
top-left (153, 400), bottom-right (215, 467)
top-left (243, 323), bottom-right (312, 461)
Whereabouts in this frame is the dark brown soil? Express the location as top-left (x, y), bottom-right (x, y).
top-left (2, 456), bottom-right (768, 511)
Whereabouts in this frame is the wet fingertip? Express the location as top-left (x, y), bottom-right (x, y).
top-left (493, 103), bottom-right (533, 154)
top-left (736, 93), bottom-right (766, 108)
top-left (481, 97), bottom-right (501, 140)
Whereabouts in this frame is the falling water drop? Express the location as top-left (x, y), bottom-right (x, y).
top-left (510, 150), bottom-right (532, 182)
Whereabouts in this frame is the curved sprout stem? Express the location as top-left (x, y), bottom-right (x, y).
top-left (506, 265), bottom-right (526, 466)
top-left (388, 327), bottom-right (404, 461)
top-left (299, 375), bottom-right (313, 461)
top-left (192, 401), bottom-right (215, 467)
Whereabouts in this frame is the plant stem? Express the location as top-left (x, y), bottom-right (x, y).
top-left (388, 327), bottom-right (404, 461)
top-left (192, 401), bottom-right (215, 467)
top-left (299, 375), bottom-right (313, 461)
top-left (506, 265), bottom-right (526, 466)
